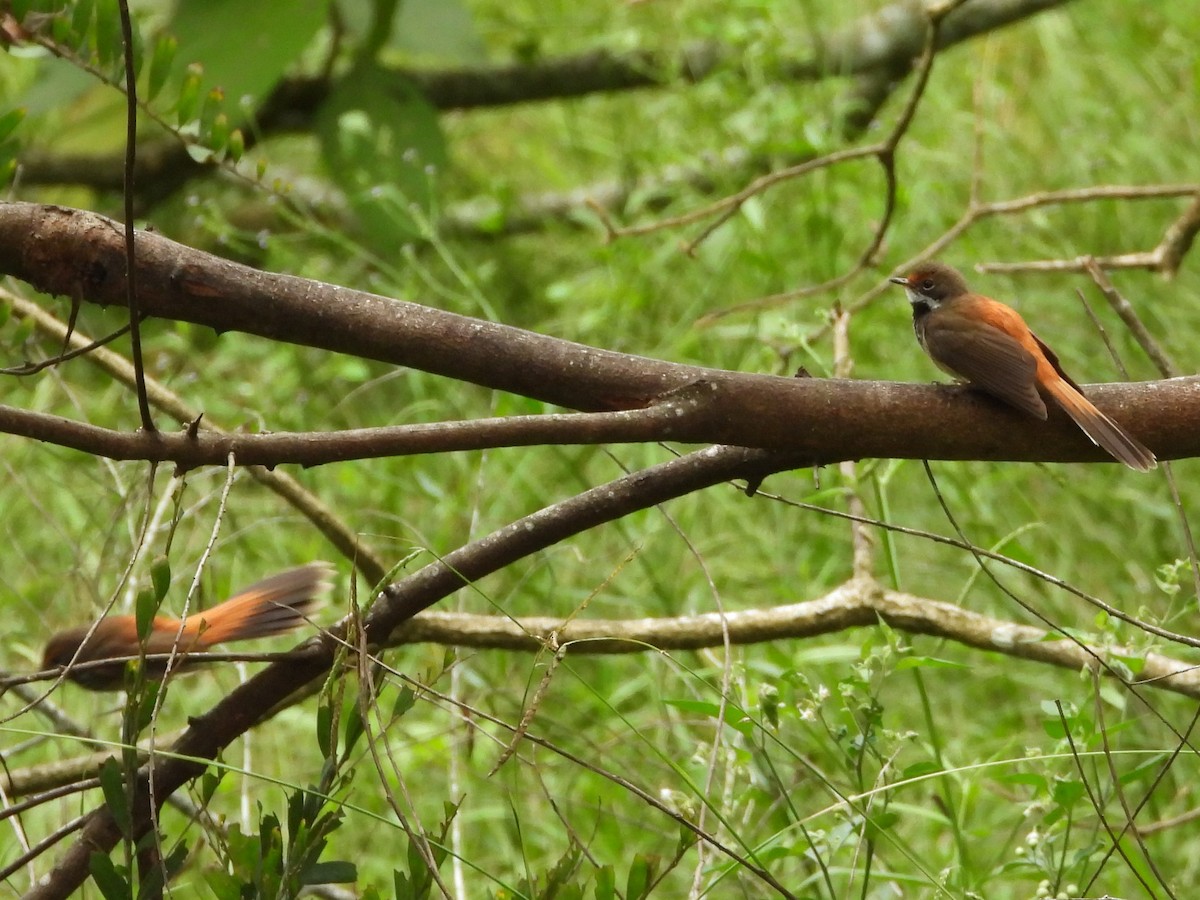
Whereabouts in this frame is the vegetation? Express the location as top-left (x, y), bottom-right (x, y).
top-left (0, 0), bottom-right (1197, 897)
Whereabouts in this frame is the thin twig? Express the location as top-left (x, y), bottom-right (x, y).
top-left (116, 0), bottom-right (152, 433)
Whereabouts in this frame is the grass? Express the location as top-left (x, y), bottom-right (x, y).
top-left (2, 0), bottom-right (1198, 896)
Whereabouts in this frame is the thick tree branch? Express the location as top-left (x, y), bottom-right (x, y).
top-left (0, 203), bottom-right (1193, 468)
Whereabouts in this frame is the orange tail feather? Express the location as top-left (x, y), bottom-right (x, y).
top-left (1043, 379), bottom-right (1156, 471)
top-left (188, 563), bottom-right (332, 648)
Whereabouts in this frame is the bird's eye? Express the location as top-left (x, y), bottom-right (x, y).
top-left (921, 278), bottom-right (935, 291)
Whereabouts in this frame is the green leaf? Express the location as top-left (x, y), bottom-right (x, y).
top-left (89, 852), bottom-right (130, 900)
top-left (149, 556), bottom-right (171, 601)
top-left (175, 64), bottom-right (203, 124)
top-left (593, 865), bottom-right (615, 900)
top-left (900, 760), bottom-right (942, 780)
top-left (97, 758), bottom-right (132, 837)
top-left (342, 703), bottom-right (366, 759)
top-left (1051, 778), bottom-right (1085, 807)
top-left (145, 34), bottom-right (177, 102)
top-left (392, 685), bottom-right (416, 720)
top-left (136, 853), bottom-right (166, 900)
top-left (92, 0), bottom-right (120, 71)
top-left (1120, 752), bottom-right (1168, 785)
top-left (203, 868), bottom-right (241, 900)
top-left (543, 842), bottom-right (582, 895)
top-left (997, 772), bottom-right (1048, 791)
top-left (316, 699), bottom-right (333, 759)
top-left (0, 108), bottom-right (25, 143)
top-left (227, 128), bottom-right (245, 162)
top-left (134, 680), bottom-right (162, 732)
top-left (316, 62), bottom-right (447, 244)
top-left (300, 860), bottom-right (358, 885)
top-left (167, 0), bottom-right (326, 109)
top-left (394, 869), bottom-right (416, 900)
top-left (864, 809), bottom-right (900, 839)
top-left (199, 88), bottom-right (226, 140)
top-left (199, 769), bottom-right (224, 805)
top-left (662, 698), bottom-right (754, 736)
top-left (134, 587), bottom-right (158, 642)
top-left (624, 855), bottom-right (655, 900)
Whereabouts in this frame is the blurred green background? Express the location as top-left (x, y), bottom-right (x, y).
top-left (0, 0), bottom-right (1197, 896)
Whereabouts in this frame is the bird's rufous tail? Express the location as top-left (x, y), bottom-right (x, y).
top-left (1043, 379), bottom-right (1156, 471)
top-left (186, 562), bottom-right (332, 648)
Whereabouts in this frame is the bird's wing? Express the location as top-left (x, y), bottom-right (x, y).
top-left (922, 316), bottom-right (1047, 419)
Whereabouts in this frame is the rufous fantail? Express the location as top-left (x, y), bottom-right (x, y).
top-left (890, 263), bottom-right (1155, 471)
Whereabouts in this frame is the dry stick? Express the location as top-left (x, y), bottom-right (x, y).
top-left (486, 548), bottom-right (636, 778)
top-left (693, 0), bottom-right (963, 321)
top-left (1155, 191), bottom-right (1200, 278)
top-left (588, 59), bottom-right (905, 301)
top-left (449, 39), bottom-right (904, 241)
top-left (1079, 259), bottom-right (1200, 617)
top-left (1, 288), bottom-right (387, 587)
top-left (116, 0), bottom-right (152, 434)
top-left (1080, 258), bottom-right (1180, 380)
top-left (979, 190), bottom-right (1200, 278)
top-left (0, 320), bottom-right (134, 375)
top-left (794, 182), bottom-right (1200, 348)
top-left (604, 0), bottom-right (961, 266)
top-left (1137, 804), bottom-right (1200, 839)
top-left (26, 444), bottom-right (808, 900)
top-left (385, 584), bottom-right (1200, 694)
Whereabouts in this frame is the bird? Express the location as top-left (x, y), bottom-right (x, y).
top-left (889, 262), bottom-right (1156, 471)
top-left (41, 562), bottom-right (333, 691)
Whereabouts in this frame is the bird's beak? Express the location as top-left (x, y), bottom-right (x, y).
top-left (888, 276), bottom-right (908, 286)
